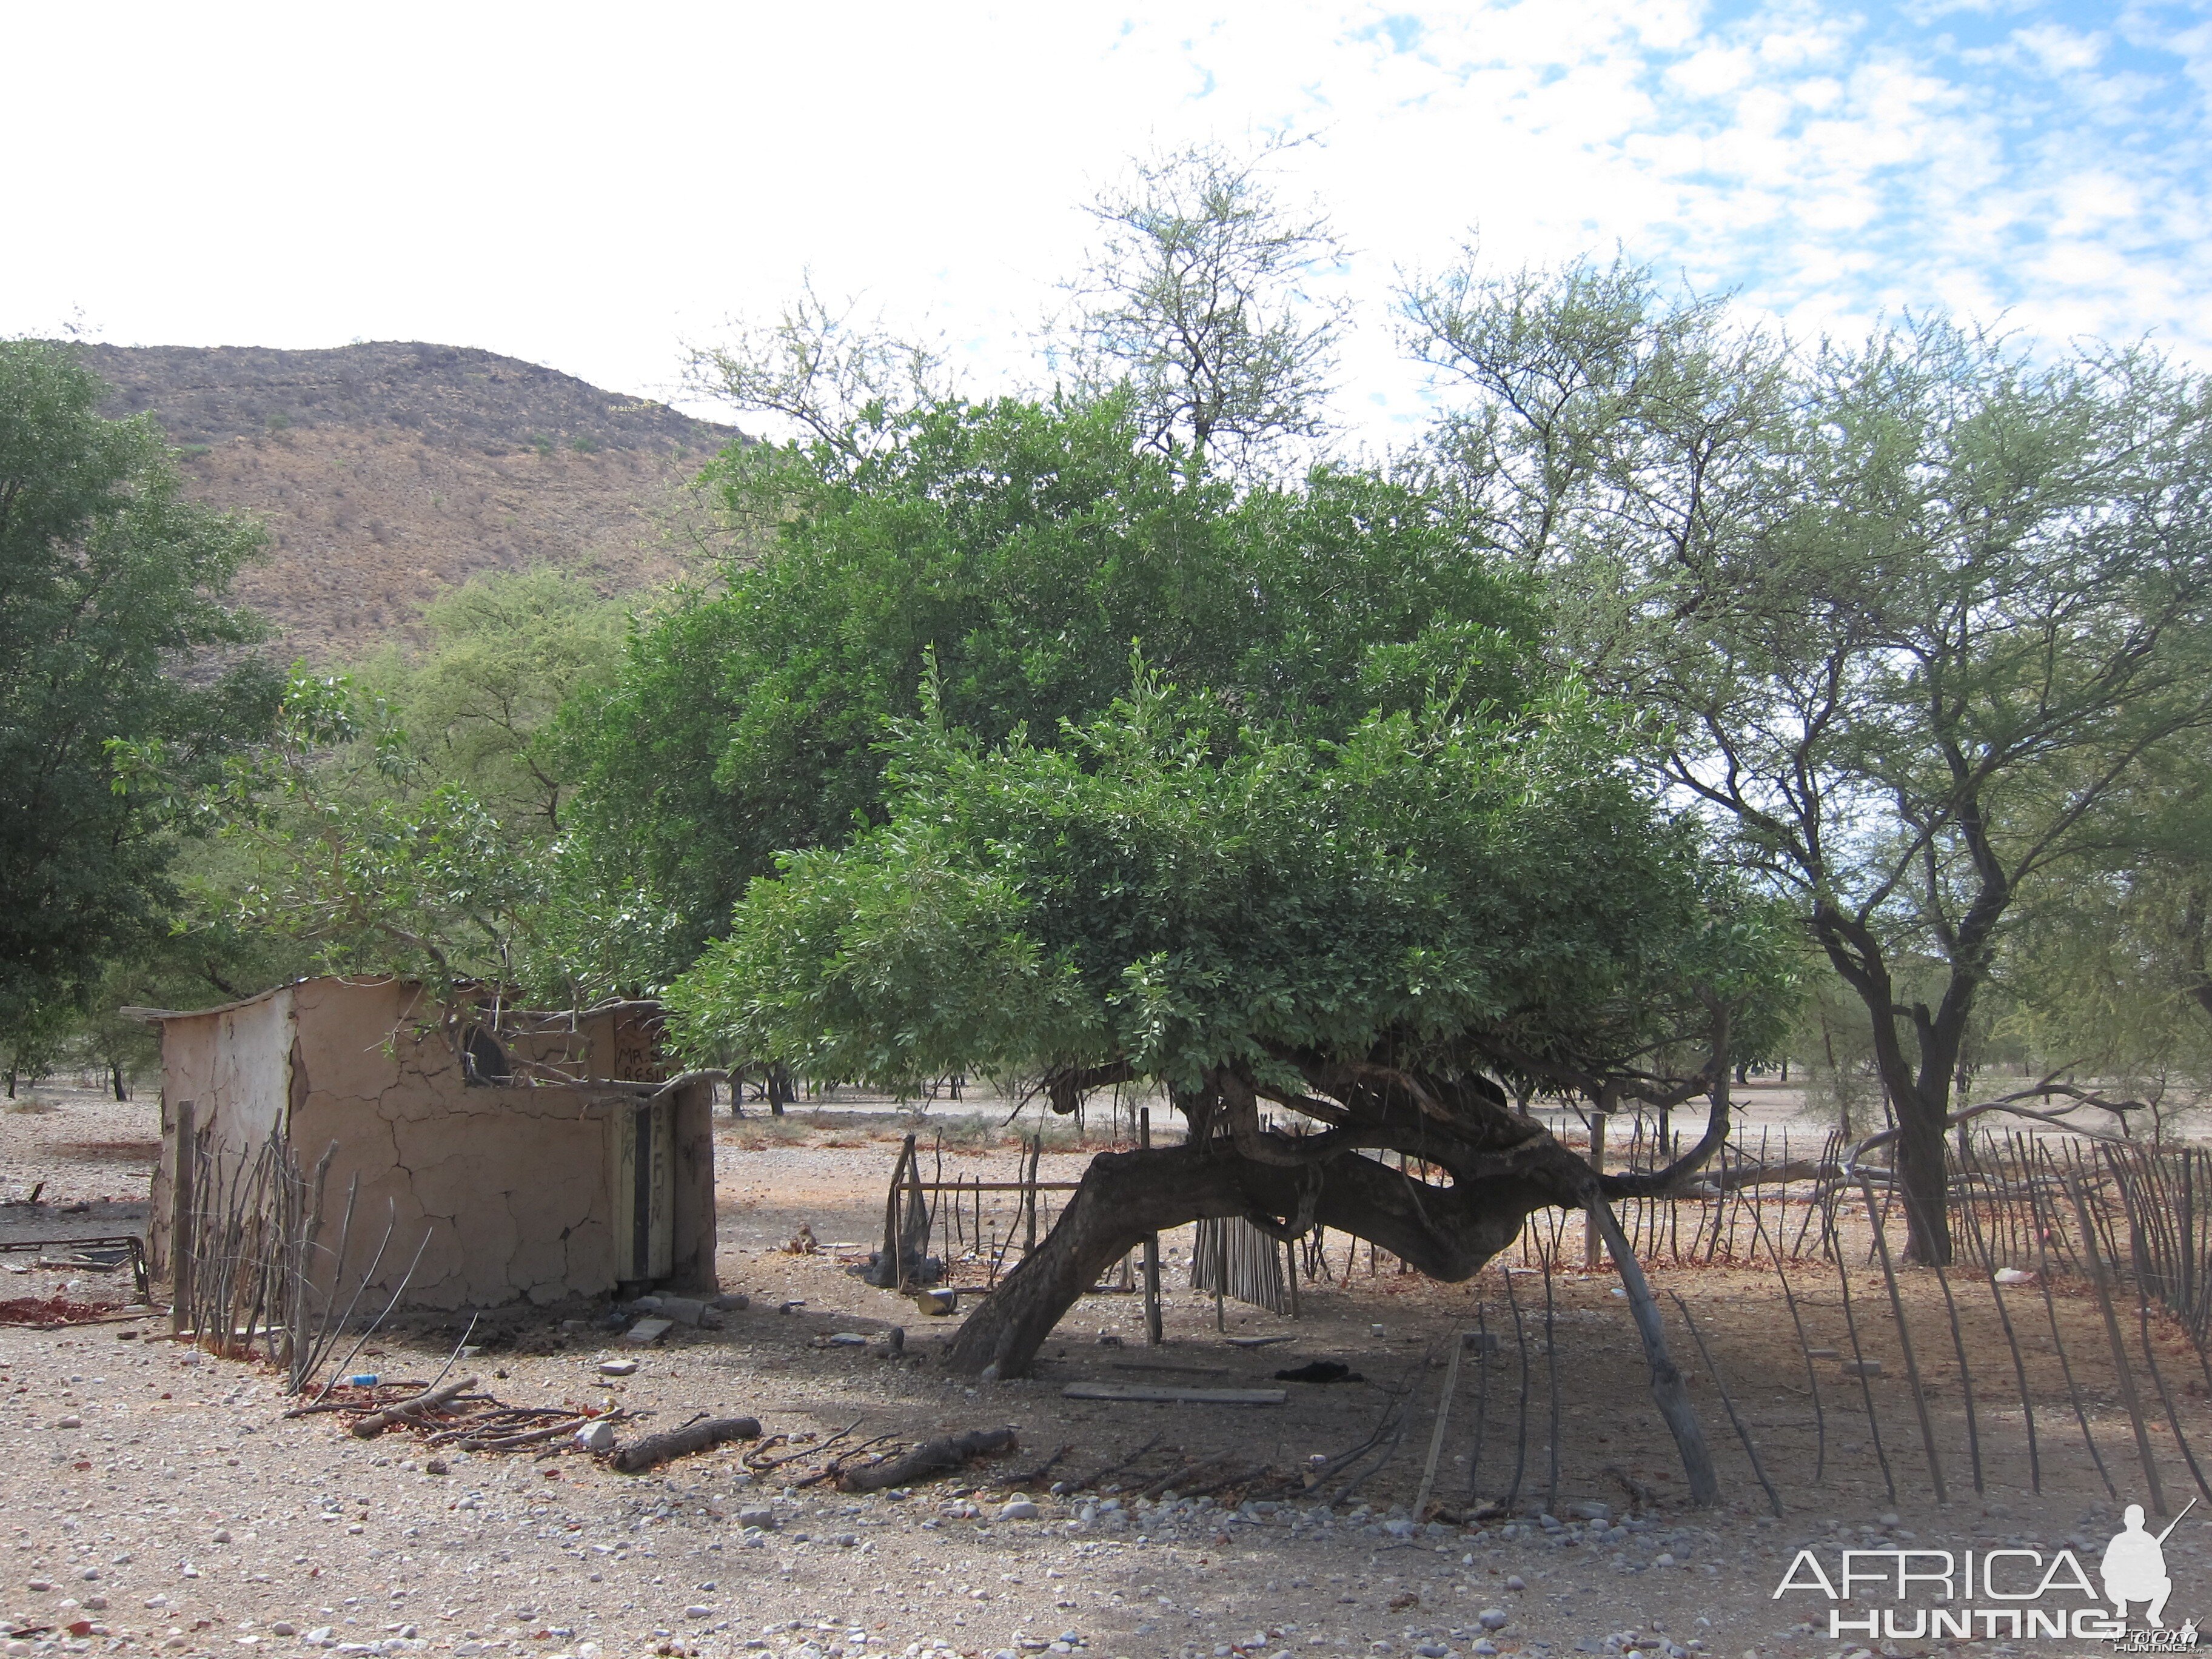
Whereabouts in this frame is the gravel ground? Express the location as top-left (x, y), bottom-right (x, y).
top-left (2, 1085), bottom-right (2204, 1659)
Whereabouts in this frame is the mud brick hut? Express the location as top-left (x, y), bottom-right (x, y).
top-left (137, 977), bottom-right (719, 1312)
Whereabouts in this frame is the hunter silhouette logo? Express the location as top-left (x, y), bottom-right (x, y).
top-left (2103, 1502), bottom-right (2189, 1629)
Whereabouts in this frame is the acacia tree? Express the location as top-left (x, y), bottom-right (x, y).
top-left (668, 667), bottom-right (1795, 1383)
top-left (121, 571), bottom-right (645, 1008)
top-left (1061, 138), bottom-right (1348, 477)
top-left (362, 568), bottom-right (629, 837)
top-left (1404, 256), bottom-right (2212, 1261)
top-left (683, 275), bottom-right (950, 468)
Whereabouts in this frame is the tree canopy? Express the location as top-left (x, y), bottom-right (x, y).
top-left (1061, 138), bottom-right (1347, 475)
top-left (139, 569), bottom-right (637, 1005)
top-left (0, 340), bottom-right (276, 1035)
top-left (668, 665), bottom-right (1793, 1105)
top-left (559, 392), bottom-right (1536, 984)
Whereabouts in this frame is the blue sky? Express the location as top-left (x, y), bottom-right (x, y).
top-left (5, 2), bottom-right (2206, 443)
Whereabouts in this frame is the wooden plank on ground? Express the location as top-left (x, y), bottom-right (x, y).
top-left (1062, 1382), bottom-right (1286, 1406)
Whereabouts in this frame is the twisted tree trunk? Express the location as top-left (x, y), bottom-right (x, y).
top-left (948, 1139), bottom-right (1550, 1377)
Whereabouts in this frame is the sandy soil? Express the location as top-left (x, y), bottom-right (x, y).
top-left (2, 1084), bottom-right (2207, 1659)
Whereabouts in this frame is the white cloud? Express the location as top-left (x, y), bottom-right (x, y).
top-left (0, 0), bottom-right (2205, 443)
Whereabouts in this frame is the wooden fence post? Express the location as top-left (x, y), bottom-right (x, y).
top-left (170, 1099), bottom-right (196, 1335)
top-left (1584, 1110), bottom-right (1607, 1270)
top-left (883, 1135), bottom-right (914, 1292)
top-left (1586, 1190), bottom-right (1721, 1506)
top-left (1141, 1108), bottom-right (1162, 1346)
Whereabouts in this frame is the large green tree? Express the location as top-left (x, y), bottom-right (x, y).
top-left (668, 668), bottom-right (1793, 1378)
top-left (560, 393), bottom-right (1534, 984)
top-left (1403, 256), bottom-right (2212, 1261)
top-left (0, 340), bottom-right (275, 1034)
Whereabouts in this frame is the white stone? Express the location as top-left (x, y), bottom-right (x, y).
top-left (1477, 1609), bottom-right (1509, 1632)
top-left (574, 1421), bottom-right (616, 1453)
top-left (998, 1500), bottom-right (1040, 1521)
top-left (623, 1318), bottom-right (674, 1346)
top-left (659, 1298), bottom-right (706, 1327)
top-left (55, 1415), bottom-right (81, 1429)
top-left (597, 1359), bottom-right (637, 1376)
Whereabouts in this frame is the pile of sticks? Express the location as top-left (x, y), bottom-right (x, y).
top-left (288, 1374), bottom-right (628, 1456)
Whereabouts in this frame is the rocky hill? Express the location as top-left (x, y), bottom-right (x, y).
top-left (82, 342), bottom-right (744, 661)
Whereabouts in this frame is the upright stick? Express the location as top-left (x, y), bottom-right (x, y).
top-left (1502, 1267), bottom-right (1530, 1513)
top-left (1926, 1242), bottom-right (1984, 1495)
top-left (883, 1135), bottom-right (914, 1292)
top-left (2028, 1158), bottom-right (2118, 1502)
top-left (1585, 1191), bottom-right (1721, 1506)
top-left (1856, 1173), bottom-right (1948, 1506)
top-left (1467, 1300), bottom-right (1491, 1504)
top-left (1744, 1184), bottom-right (1826, 1484)
top-left (1671, 1292), bottom-right (1782, 1515)
top-left (1140, 1109), bottom-right (1162, 1347)
top-left (1825, 1182), bottom-right (1897, 1506)
top-left (1542, 1232), bottom-right (1561, 1516)
top-left (2067, 1167), bottom-right (2169, 1513)
top-left (1584, 1110), bottom-right (1607, 1270)
top-left (169, 1099), bottom-right (196, 1335)
top-left (1414, 1329), bottom-right (1468, 1519)
top-left (1956, 1139), bottom-right (2039, 1493)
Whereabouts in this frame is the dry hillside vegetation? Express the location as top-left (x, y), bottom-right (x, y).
top-left (82, 343), bottom-right (743, 660)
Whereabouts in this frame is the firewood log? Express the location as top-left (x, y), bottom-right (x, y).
top-left (611, 1416), bottom-right (762, 1473)
top-left (839, 1426), bottom-right (1017, 1493)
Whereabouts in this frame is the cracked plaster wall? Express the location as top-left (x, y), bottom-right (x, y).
top-left (286, 979), bottom-right (629, 1310)
top-left (153, 978), bottom-right (704, 1312)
